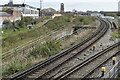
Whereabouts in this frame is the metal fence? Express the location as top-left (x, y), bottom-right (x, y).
top-left (104, 60), bottom-right (120, 78)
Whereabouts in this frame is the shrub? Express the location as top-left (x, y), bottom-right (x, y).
top-left (29, 40), bottom-right (61, 57)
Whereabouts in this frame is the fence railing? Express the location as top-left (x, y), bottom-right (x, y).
top-left (103, 60), bottom-right (120, 78)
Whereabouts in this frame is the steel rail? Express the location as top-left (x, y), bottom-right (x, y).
top-left (82, 51), bottom-right (120, 79)
top-left (55, 42), bottom-right (120, 80)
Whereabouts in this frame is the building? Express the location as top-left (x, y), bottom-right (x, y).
top-left (0, 11), bottom-right (22, 28)
top-left (52, 14), bottom-right (62, 19)
top-left (0, 0), bottom-right (39, 19)
top-left (60, 3), bottom-right (64, 12)
top-left (90, 12), bottom-right (103, 17)
top-left (118, 1), bottom-right (120, 11)
top-left (0, 11), bottom-right (21, 21)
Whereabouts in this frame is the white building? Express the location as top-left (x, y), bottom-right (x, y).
top-left (90, 12), bottom-right (103, 17)
top-left (0, 1), bottom-right (39, 19)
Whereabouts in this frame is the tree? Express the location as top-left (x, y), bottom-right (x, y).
top-left (2, 8), bottom-right (13, 15)
top-left (104, 13), bottom-right (117, 18)
top-left (3, 20), bottom-right (11, 29)
top-left (42, 8), bottom-right (56, 14)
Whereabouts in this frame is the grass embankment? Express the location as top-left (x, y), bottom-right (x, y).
top-left (2, 15), bottom-right (95, 52)
top-left (110, 31), bottom-right (120, 41)
top-left (2, 14), bottom-right (96, 77)
top-left (110, 19), bottom-right (120, 41)
top-left (2, 16), bottom-right (51, 52)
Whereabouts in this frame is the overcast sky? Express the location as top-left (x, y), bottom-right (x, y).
top-left (1, 0), bottom-right (120, 11)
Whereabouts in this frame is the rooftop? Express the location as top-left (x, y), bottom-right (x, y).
top-left (0, 4), bottom-right (37, 9)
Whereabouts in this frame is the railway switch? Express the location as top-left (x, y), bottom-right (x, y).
top-left (112, 57), bottom-right (116, 65)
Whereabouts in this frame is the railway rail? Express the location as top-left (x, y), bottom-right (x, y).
top-left (54, 42), bottom-right (120, 79)
top-left (8, 19), bottom-right (110, 80)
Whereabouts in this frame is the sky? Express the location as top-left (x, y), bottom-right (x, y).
top-left (0, 0), bottom-right (120, 11)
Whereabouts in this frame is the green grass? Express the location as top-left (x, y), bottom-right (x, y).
top-left (2, 40), bottom-right (60, 77)
top-left (110, 30), bottom-right (120, 41)
top-left (2, 19), bottom-right (51, 39)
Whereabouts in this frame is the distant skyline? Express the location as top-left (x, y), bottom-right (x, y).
top-left (0, 0), bottom-right (119, 11)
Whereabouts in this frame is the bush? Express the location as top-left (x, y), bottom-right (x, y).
top-left (29, 40), bottom-right (61, 57)
top-left (3, 20), bottom-right (12, 29)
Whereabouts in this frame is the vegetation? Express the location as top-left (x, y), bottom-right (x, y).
top-left (104, 13), bottom-right (117, 18)
top-left (110, 31), bottom-right (120, 41)
top-left (42, 8), bottom-right (57, 14)
top-left (3, 29), bottom-right (94, 77)
top-left (116, 74), bottom-right (120, 80)
top-left (2, 40), bottom-right (60, 76)
top-left (2, 15), bottom-right (96, 52)
top-left (2, 7), bottom-right (13, 14)
top-left (110, 15), bottom-right (120, 41)
top-left (118, 19), bottom-right (120, 27)
top-left (2, 16), bottom-right (51, 52)
top-left (28, 40), bottom-right (61, 57)
top-left (2, 16), bottom-right (50, 30)
top-left (72, 16), bottom-right (96, 26)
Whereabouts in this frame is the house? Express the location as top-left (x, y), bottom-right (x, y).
top-left (0, 11), bottom-right (22, 28)
top-left (0, 11), bottom-right (22, 21)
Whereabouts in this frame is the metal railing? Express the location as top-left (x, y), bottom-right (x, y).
top-left (104, 60), bottom-right (120, 78)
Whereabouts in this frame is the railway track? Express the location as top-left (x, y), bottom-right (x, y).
top-left (54, 42), bottom-right (120, 79)
top-left (8, 19), bottom-right (110, 80)
top-left (83, 50), bottom-right (120, 78)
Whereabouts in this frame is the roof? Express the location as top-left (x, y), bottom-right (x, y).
top-left (0, 4), bottom-right (37, 9)
top-left (0, 12), bottom-right (12, 17)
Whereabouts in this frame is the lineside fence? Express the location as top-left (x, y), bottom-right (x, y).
top-left (104, 60), bottom-right (120, 78)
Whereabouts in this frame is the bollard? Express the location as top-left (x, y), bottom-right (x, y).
top-left (100, 43), bottom-right (103, 47)
top-left (112, 57), bottom-right (116, 65)
top-left (101, 66), bottom-right (106, 77)
top-left (93, 45), bottom-right (96, 51)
